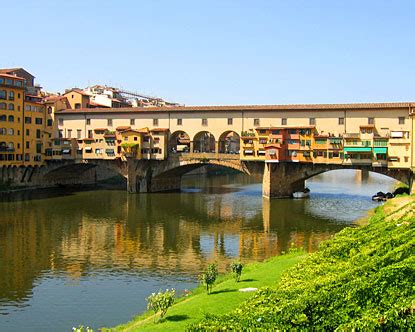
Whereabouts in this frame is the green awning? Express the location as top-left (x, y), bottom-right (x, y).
top-left (374, 147), bottom-right (387, 154)
top-left (344, 147), bottom-right (372, 152)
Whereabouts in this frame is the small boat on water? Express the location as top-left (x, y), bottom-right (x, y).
top-left (293, 187), bottom-right (310, 199)
top-left (372, 191), bottom-right (394, 202)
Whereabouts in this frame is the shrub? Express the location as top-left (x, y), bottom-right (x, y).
top-left (146, 288), bottom-right (175, 322)
top-left (230, 261), bottom-right (243, 282)
top-left (198, 264), bottom-right (218, 294)
top-left (72, 326), bottom-right (93, 332)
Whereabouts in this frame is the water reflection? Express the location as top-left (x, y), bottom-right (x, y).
top-left (0, 170), bottom-right (396, 331)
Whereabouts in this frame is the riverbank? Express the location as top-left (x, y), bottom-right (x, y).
top-left (190, 195), bottom-right (415, 330)
top-left (104, 252), bottom-right (306, 331)
top-left (105, 195), bottom-right (414, 331)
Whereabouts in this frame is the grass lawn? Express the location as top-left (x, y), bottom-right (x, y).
top-left (105, 252), bottom-right (306, 331)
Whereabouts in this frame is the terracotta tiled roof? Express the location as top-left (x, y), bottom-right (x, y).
top-left (150, 128), bottom-right (169, 132)
top-left (116, 126), bottom-right (131, 131)
top-left (0, 73), bottom-right (25, 80)
top-left (55, 102), bottom-right (414, 114)
top-left (64, 88), bottom-right (91, 97)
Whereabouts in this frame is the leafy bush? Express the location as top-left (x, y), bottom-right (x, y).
top-left (230, 262), bottom-right (243, 282)
top-left (189, 200), bottom-right (415, 330)
top-left (199, 264), bottom-right (218, 294)
top-left (146, 288), bottom-right (175, 322)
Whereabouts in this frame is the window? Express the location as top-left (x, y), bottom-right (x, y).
top-left (5, 79), bottom-right (12, 85)
top-left (153, 118), bottom-right (159, 126)
top-left (8, 128), bottom-right (14, 135)
top-left (253, 118), bottom-right (260, 126)
top-left (86, 118), bottom-right (91, 125)
top-left (228, 118), bottom-right (233, 125)
top-left (88, 130), bottom-right (93, 138)
top-left (26, 141), bottom-right (30, 149)
top-left (8, 103), bottom-right (14, 110)
top-left (25, 117), bottom-right (31, 124)
top-left (0, 115), bottom-right (6, 121)
top-left (338, 117), bottom-right (344, 125)
top-left (368, 117), bottom-right (374, 125)
top-left (281, 118), bottom-right (287, 125)
top-left (177, 118), bottom-right (182, 125)
top-left (8, 115), bottom-right (14, 122)
top-left (399, 117), bottom-right (405, 125)
top-left (8, 91), bottom-right (14, 100)
top-left (130, 119), bottom-right (135, 125)
top-left (0, 90), bottom-right (6, 99)
top-left (202, 118), bottom-right (208, 126)
top-left (36, 129), bottom-right (41, 139)
top-left (77, 129), bottom-right (82, 139)
top-left (35, 118), bottom-right (42, 125)
top-left (75, 103), bottom-right (81, 109)
top-left (18, 106), bottom-right (20, 111)
top-left (309, 117), bottom-right (316, 125)
top-left (107, 119), bottom-right (113, 126)
top-left (58, 118), bottom-right (63, 126)
top-left (26, 129), bottom-right (30, 136)
top-left (67, 129), bottom-right (72, 138)
top-left (0, 103), bottom-right (6, 109)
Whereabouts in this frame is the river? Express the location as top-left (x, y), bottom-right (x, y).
top-left (0, 169), bottom-right (396, 331)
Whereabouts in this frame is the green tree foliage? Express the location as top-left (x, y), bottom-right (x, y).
top-left (199, 264), bottom-right (218, 294)
top-left (189, 201), bottom-right (415, 330)
top-left (146, 288), bottom-right (175, 322)
top-left (230, 262), bottom-right (243, 282)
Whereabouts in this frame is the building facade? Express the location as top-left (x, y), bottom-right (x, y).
top-left (53, 103), bottom-right (415, 171)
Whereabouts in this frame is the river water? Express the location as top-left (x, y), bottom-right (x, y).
top-left (0, 170), bottom-right (396, 331)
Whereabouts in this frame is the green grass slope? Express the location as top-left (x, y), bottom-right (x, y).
top-left (189, 197), bottom-right (415, 331)
top-left (107, 253), bottom-right (305, 331)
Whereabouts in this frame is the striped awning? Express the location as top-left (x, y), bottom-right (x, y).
top-left (344, 147), bottom-right (372, 152)
top-left (374, 147), bottom-right (387, 154)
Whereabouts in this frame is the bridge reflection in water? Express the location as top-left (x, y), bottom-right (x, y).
top-left (0, 170), bottom-right (396, 331)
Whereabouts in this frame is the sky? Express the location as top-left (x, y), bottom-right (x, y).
top-left (2, 0), bottom-right (415, 105)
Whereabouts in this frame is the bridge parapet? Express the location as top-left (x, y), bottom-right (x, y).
top-left (177, 152), bottom-right (240, 161)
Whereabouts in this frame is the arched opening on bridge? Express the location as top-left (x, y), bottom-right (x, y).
top-left (193, 131), bottom-right (216, 153)
top-left (218, 131), bottom-right (240, 154)
top-left (169, 131), bottom-right (191, 153)
top-left (305, 169), bottom-right (409, 196)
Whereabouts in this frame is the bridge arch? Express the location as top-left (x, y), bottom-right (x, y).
top-left (169, 130), bottom-right (191, 153)
top-left (193, 131), bottom-right (216, 153)
top-left (218, 131), bottom-right (240, 154)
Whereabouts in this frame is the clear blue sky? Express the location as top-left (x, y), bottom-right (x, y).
top-left (2, 0), bottom-right (415, 105)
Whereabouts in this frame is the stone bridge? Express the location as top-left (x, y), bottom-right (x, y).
top-left (1, 154), bottom-right (414, 197)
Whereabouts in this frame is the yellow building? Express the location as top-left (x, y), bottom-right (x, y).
top-left (23, 94), bottom-right (47, 166)
top-left (120, 129), bottom-right (143, 159)
top-left (63, 89), bottom-right (91, 109)
top-left (0, 73), bottom-right (25, 165)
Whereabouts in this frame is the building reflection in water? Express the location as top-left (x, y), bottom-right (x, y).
top-left (0, 170), bottom-right (395, 311)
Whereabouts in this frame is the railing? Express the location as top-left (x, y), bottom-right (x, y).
top-left (176, 152), bottom-right (240, 160)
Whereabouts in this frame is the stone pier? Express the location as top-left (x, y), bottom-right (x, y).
top-left (262, 162), bottom-right (306, 199)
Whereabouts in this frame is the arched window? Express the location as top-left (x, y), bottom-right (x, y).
top-left (8, 142), bottom-right (14, 150)
top-left (0, 90), bottom-right (6, 99)
top-left (0, 115), bottom-right (6, 122)
top-left (0, 103), bottom-right (6, 110)
top-left (8, 128), bottom-right (14, 135)
top-left (8, 115), bottom-right (14, 122)
top-left (8, 103), bottom-right (14, 110)
top-left (0, 128), bottom-right (6, 135)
